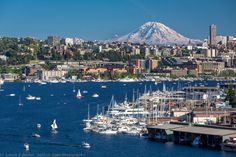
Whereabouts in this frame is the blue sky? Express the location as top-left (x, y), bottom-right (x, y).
top-left (0, 0), bottom-right (235, 40)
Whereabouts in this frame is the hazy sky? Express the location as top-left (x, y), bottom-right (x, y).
top-left (0, 0), bottom-right (235, 40)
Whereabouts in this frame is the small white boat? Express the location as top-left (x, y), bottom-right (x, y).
top-left (82, 90), bottom-right (88, 94)
top-left (35, 97), bottom-right (41, 100)
top-left (51, 119), bottom-right (58, 131)
top-left (92, 93), bottom-right (99, 98)
top-left (50, 79), bottom-right (59, 83)
top-left (37, 123), bottom-right (41, 129)
top-left (9, 94), bottom-right (16, 97)
top-left (24, 143), bottom-right (29, 151)
top-left (76, 89), bottom-right (83, 99)
top-left (100, 130), bottom-right (117, 135)
top-left (101, 85), bottom-right (107, 89)
top-left (26, 95), bottom-right (36, 100)
top-left (32, 133), bottom-right (41, 138)
top-left (82, 142), bottom-right (91, 148)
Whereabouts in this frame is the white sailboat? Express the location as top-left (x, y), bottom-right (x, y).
top-left (51, 119), bottom-right (58, 131)
top-left (76, 89), bottom-right (83, 99)
top-left (83, 104), bottom-right (92, 131)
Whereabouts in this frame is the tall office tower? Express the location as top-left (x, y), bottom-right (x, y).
top-left (47, 36), bottom-right (60, 46)
top-left (209, 24), bottom-right (217, 46)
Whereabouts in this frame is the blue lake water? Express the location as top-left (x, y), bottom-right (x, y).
top-left (0, 81), bottom-right (235, 157)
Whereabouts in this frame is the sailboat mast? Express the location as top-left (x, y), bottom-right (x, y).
top-left (87, 104), bottom-right (90, 120)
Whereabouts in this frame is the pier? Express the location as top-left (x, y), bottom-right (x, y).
top-left (147, 122), bottom-right (236, 149)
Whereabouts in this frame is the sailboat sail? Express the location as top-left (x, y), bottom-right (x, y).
top-left (76, 89), bottom-right (82, 99)
top-left (51, 119), bottom-right (58, 130)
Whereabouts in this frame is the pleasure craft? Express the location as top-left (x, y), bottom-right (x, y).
top-left (26, 95), bottom-right (36, 100)
top-left (82, 142), bottom-right (91, 148)
top-left (32, 133), bottom-right (41, 138)
top-left (24, 143), bottom-right (29, 151)
top-left (92, 93), bottom-right (99, 98)
top-left (37, 123), bottom-right (41, 128)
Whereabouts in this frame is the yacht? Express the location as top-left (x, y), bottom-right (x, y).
top-left (9, 93), bottom-right (16, 97)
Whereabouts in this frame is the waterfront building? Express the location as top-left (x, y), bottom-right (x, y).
top-left (198, 61), bottom-right (225, 74)
top-left (38, 70), bottom-right (68, 81)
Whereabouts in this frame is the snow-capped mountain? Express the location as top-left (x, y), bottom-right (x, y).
top-left (113, 22), bottom-right (201, 45)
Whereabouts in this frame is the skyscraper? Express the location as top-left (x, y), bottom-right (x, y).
top-left (47, 36), bottom-right (60, 46)
top-left (209, 24), bottom-right (217, 46)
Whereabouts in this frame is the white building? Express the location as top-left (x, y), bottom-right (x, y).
top-left (64, 38), bottom-right (74, 46)
top-left (216, 36), bottom-right (227, 46)
top-left (73, 38), bottom-right (84, 45)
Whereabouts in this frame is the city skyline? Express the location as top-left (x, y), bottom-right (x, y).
top-left (0, 0), bottom-right (236, 40)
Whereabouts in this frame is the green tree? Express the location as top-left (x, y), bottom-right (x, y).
top-left (225, 86), bottom-right (236, 107)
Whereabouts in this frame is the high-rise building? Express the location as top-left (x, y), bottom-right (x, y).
top-left (47, 36), bottom-right (60, 46)
top-left (209, 24), bottom-right (217, 46)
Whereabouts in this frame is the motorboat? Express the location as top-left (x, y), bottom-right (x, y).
top-left (82, 90), bottom-right (88, 94)
top-left (92, 93), bottom-right (99, 98)
top-left (24, 143), bottom-right (29, 151)
top-left (32, 133), bottom-right (41, 138)
top-left (101, 85), bottom-right (107, 89)
top-left (35, 97), bottom-right (41, 100)
top-left (37, 123), bottom-right (41, 129)
top-left (26, 95), bottom-right (36, 100)
top-left (9, 93), bottom-right (16, 97)
top-left (82, 142), bottom-right (91, 148)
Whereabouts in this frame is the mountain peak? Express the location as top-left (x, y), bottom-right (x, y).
top-left (113, 22), bottom-right (201, 45)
